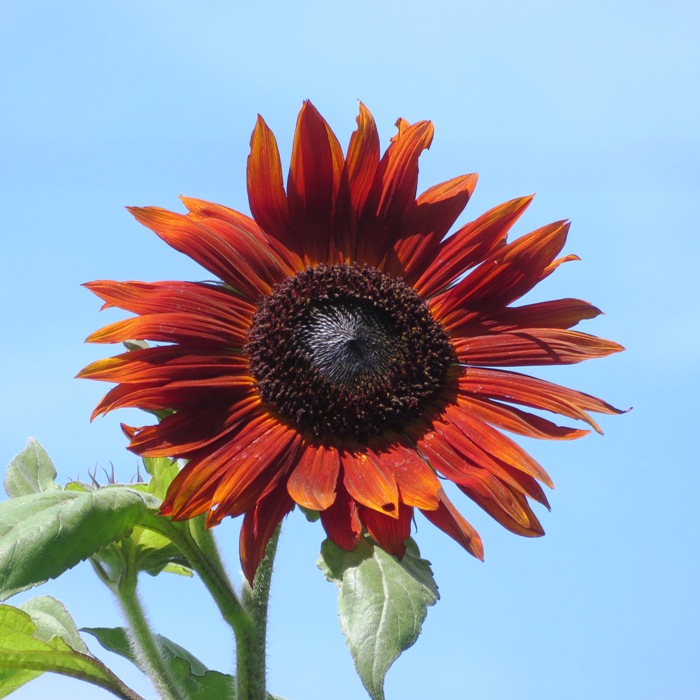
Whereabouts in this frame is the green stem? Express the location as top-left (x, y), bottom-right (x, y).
top-left (164, 522), bottom-right (254, 640)
top-left (188, 515), bottom-right (229, 581)
top-left (117, 566), bottom-right (186, 700)
top-left (143, 517), bottom-right (281, 699)
top-left (28, 656), bottom-right (149, 700)
top-left (238, 526), bottom-right (282, 700)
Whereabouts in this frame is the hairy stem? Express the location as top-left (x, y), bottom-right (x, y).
top-left (117, 565), bottom-right (186, 700)
top-left (238, 526), bottom-right (282, 700)
top-left (164, 522), bottom-right (253, 640)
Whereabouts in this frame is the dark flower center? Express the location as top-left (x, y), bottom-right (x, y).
top-left (246, 264), bottom-right (454, 439)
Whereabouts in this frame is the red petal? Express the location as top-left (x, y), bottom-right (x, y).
top-left (356, 118), bottom-right (434, 267)
top-left (418, 422), bottom-right (547, 534)
top-left (419, 488), bottom-right (483, 560)
top-left (162, 412), bottom-right (273, 518)
top-left (127, 396), bottom-right (261, 457)
top-left (453, 328), bottom-right (625, 366)
top-left (320, 482), bottom-right (362, 551)
top-left (209, 425), bottom-right (302, 523)
top-left (346, 103), bottom-right (381, 217)
top-left (78, 347), bottom-right (250, 384)
top-left (432, 220), bottom-right (570, 321)
top-left (444, 402), bottom-right (553, 487)
top-left (455, 395), bottom-right (588, 440)
top-left (181, 197), bottom-right (304, 276)
top-left (239, 483), bottom-right (295, 583)
top-left (84, 280), bottom-right (256, 322)
top-left (458, 367), bottom-right (626, 434)
top-left (287, 101), bottom-right (344, 263)
top-left (416, 196), bottom-right (533, 297)
top-left (246, 115), bottom-right (293, 249)
top-left (389, 173), bottom-right (478, 283)
top-left (127, 207), bottom-right (282, 300)
top-left (376, 120), bottom-right (434, 226)
top-left (287, 443), bottom-right (341, 510)
top-left (333, 102), bottom-right (380, 262)
top-left (446, 298), bottom-right (602, 336)
top-left (186, 214), bottom-right (293, 289)
top-left (457, 472), bottom-right (545, 537)
top-left (359, 502), bottom-right (412, 558)
top-left (416, 415), bottom-right (551, 505)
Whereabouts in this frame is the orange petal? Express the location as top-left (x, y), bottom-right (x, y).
top-left (127, 206), bottom-right (275, 300)
top-left (419, 488), bottom-right (483, 560)
top-left (341, 449), bottom-right (399, 517)
top-left (372, 434), bottom-right (441, 510)
top-left (455, 395), bottom-right (588, 440)
top-left (458, 367), bottom-right (626, 434)
top-left (453, 328), bottom-right (625, 367)
top-left (83, 280), bottom-right (256, 321)
top-left (85, 312), bottom-right (248, 348)
top-left (287, 443), bottom-right (340, 511)
top-left (416, 196), bottom-right (532, 298)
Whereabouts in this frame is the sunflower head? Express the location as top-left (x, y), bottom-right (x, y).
top-left (80, 101), bottom-right (624, 582)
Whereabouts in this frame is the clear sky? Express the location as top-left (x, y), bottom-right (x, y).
top-left (2, 1), bottom-right (698, 698)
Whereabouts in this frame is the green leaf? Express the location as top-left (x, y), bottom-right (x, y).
top-left (131, 528), bottom-right (192, 577)
top-left (18, 596), bottom-right (89, 654)
top-left (4, 439), bottom-right (58, 498)
top-left (93, 481), bottom-right (193, 579)
top-left (83, 627), bottom-right (235, 700)
top-left (160, 562), bottom-right (194, 576)
top-left (0, 601), bottom-right (138, 699)
top-left (0, 487), bottom-right (148, 600)
top-left (298, 505), bottom-right (321, 523)
top-left (143, 457), bottom-right (179, 501)
top-left (319, 537), bottom-right (439, 700)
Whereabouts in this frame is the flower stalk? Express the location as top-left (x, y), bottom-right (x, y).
top-left (237, 526), bottom-right (281, 700)
top-left (116, 564), bottom-right (186, 700)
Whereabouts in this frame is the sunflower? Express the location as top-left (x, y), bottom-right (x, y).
top-left (80, 102), bottom-right (624, 582)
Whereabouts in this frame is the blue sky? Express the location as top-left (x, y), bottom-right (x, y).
top-left (2, 1), bottom-right (698, 698)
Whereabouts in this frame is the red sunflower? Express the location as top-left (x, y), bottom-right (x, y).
top-left (80, 102), bottom-right (624, 582)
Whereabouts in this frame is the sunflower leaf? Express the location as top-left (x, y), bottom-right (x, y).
top-left (83, 626), bottom-right (235, 699)
top-left (319, 536), bottom-right (439, 700)
top-left (143, 456), bottom-right (179, 501)
top-left (0, 487), bottom-right (148, 600)
top-left (4, 439), bottom-right (58, 498)
top-left (18, 596), bottom-right (90, 653)
top-left (0, 599), bottom-right (138, 699)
